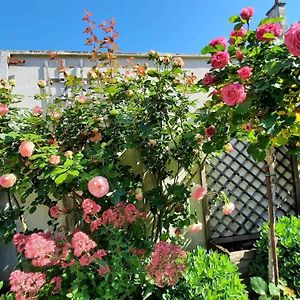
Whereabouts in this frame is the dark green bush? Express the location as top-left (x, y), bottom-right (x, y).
top-left (182, 248), bottom-right (248, 300)
top-left (252, 216), bottom-right (300, 296)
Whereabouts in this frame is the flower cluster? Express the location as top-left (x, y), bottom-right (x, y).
top-left (146, 241), bottom-right (186, 287)
top-left (90, 201), bottom-right (143, 231)
top-left (71, 231), bottom-right (97, 257)
top-left (82, 198), bottom-right (101, 223)
top-left (9, 270), bottom-right (46, 300)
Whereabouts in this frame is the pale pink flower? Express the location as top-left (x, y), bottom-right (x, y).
top-left (82, 198), bottom-right (101, 218)
top-left (32, 105), bottom-right (43, 115)
top-left (240, 7), bottom-right (254, 20)
top-left (49, 205), bottom-right (64, 219)
top-left (0, 103), bottom-right (9, 116)
top-left (71, 231), bottom-right (97, 257)
top-left (77, 95), bottom-right (86, 104)
top-left (19, 141), bottom-right (35, 158)
top-left (49, 155), bottom-right (61, 165)
top-left (211, 51), bottom-right (230, 69)
top-left (88, 176), bottom-right (109, 198)
top-left (209, 37), bottom-right (227, 48)
top-left (189, 223), bottom-right (203, 233)
top-left (223, 202), bottom-right (235, 215)
top-left (172, 57), bottom-right (184, 67)
top-left (221, 83), bottom-right (246, 106)
top-left (13, 233), bottom-right (28, 253)
top-left (191, 185), bottom-right (207, 201)
top-left (93, 249), bottom-right (107, 259)
top-left (79, 254), bottom-right (94, 266)
top-left (256, 23), bottom-right (282, 41)
top-left (98, 264), bottom-right (110, 276)
top-left (237, 66), bottom-right (252, 80)
top-left (205, 126), bottom-right (215, 138)
top-left (0, 173), bottom-right (17, 188)
top-left (285, 22), bottom-right (300, 56)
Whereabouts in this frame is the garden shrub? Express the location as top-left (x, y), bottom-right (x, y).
top-left (252, 216), bottom-right (300, 296)
top-left (183, 248), bottom-right (248, 300)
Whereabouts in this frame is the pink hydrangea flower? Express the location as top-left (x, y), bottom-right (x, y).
top-left (189, 223), bottom-right (203, 234)
top-left (237, 66), bottom-right (253, 80)
top-left (13, 233), bottom-right (28, 253)
top-left (82, 198), bottom-right (101, 216)
top-left (211, 51), bottom-right (230, 69)
top-left (98, 264), bottom-right (110, 276)
top-left (0, 173), bottom-right (16, 188)
top-left (32, 105), bottom-right (43, 115)
top-left (19, 141), bottom-right (35, 158)
top-left (223, 202), bottom-right (235, 215)
top-left (9, 270), bottom-right (46, 300)
top-left (0, 103), bottom-right (9, 116)
top-left (146, 241), bottom-right (186, 287)
top-left (240, 7), bottom-right (254, 20)
top-left (93, 249), bottom-right (107, 259)
top-left (49, 155), bottom-right (61, 165)
top-left (191, 185), bottom-right (207, 201)
top-left (79, 254), bottom-right (94, 266)
top-left (285, 22), bottom-right (300, 56)
top-left (209, 37), bottom-right (227, 48)
top-left (202, 73), bottom-right (216, 86)
top-left (49, 205), bottom-right (66, 219)
top-left (221, 83), bottom-right (246, 106)
top-left (71, 231), bottom-right (97, 257)
top-left (205, 126), bottom-right (215, 138)
top-left (256, 23), bottom-right (282, 41)
top-left (50, 276), bottom-right (62, 294)
top-left (88, 176), bottom-right (109, 198)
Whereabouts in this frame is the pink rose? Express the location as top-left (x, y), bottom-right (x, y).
top-left (240, 7), bottom-right (254, 20)
top-left (211, 51), bottom-right (230, 69)
top-left (191, 185), bottom-right (207, 201)
top-left (256, 23), bottom-right (282, 41)
top-left (223, 202), bottom-right (235, 215)
top-left (189, 223), bottom-right (203, 234)
top-left (88, 176), bottom-right (109, 198)
top-left (19, 141), bottom-right (35, 158)
top-left (32, 105), bottom-right (43, 115)
top-left (0, 173), bottom-right (17, 188)
top-left (49, 155), bottom-right (61, 165)
top-left (229, 27), bottom-right (247, 44)
top-left (0, 104), bottom-right (9, 116)
top-left (202, 73), bottom-right (216, 86)
top-left (285, 22), bottom-right (300, 56)
top-left (77, 95), bottom-right (86, 104)
top-left (236, 50), bottom-right (244, 61)
top-left (221, 83), bottom-right (246, 106)
top-left (209, 37), bottom-right (227, 48)
top-left (237, 66), bottom-right (252, 80)
top-left (205, 126), bottom-right (215, 138)
top-left (243, 123), bottom-right (253, 131)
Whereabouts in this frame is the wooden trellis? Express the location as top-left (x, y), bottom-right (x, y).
top-left (204, 139), bottom-right (300, 245)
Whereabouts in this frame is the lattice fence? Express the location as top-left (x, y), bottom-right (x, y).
top-left (205, 139), bottom-right (298, 243)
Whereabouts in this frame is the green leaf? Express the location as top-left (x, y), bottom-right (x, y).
top-left (235, 99), bottom-right (252, 114)
top-left (229, 15), bottom-right (241, 23)
top-left (234, 23), bottom-right (244, 31)
top-left (269, 283), bottom-right (280, 296)
top-left (0, 281), bottom-right (3, 290)
top-left (55, 173), bottom-right (68, 185)
top-left (29, 206), bottom-right (37, 214)
top-left (259, 17), bottom-right (283, 26)
top-left (201, 45), bottom-right (216, 55)
top-left (251, 277), bottom-right (268, 295)
top-left (64, 159), bottom-right (74, 167)
top-left (263, 33), bottom-right (275, 40)
top-left (267, 61), bottom-right (283, 75)
top-left (66, 293), bottom-right (73, 298)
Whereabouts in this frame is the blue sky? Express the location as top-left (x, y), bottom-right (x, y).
top-left (1, 0), bottom-right (299, 54)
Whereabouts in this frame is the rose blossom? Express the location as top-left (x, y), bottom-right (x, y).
top-left (32, 105), bottom-right (43, 115)
top-left (285, 22), bottom-right (300, 56)
top-left (0, 103), bottom-right (9, 116)
top-left (223, 202), bottom-right (235, 215)
top-left (236, 50), bottom-right (244, 61)
top-left (209, 37), bottom-right (227, 48)
top-left (240, 7), bottom-right (254, 20)
top-left (202, 73), bottom-right (216, 86)
top-left (19, 141), bottom-right (35, 158)
top-left (88, 176), bottom-right (109, 198)
top-left (190, 185), bottom-right (207, 201)
top-left (205, 126), bottom-right (215, 138)
top-left (0, 173), bottom-right (17, 188)
top-left (71, 231), bottom-right (97, 257)
top-left (211, 51), bottom-right (230, 69)
top-left (221, 83), bottom-right (246, 106)
top-left (172, 57), bottom-right (184, 67)
top-left (237, 66), bottom-right (252, 80)
top-left (49, 155), bottom-right (61, 165)
top-left (229, 27), bottom-right (247, 44)
top-left (256, 23), bottom-right (282, 41)
top-left (189, 223), bottom-right (203, 233)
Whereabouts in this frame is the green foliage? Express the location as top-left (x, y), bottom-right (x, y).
top-left (183, 248), bottom-right (248, 300)
top-left (252, 216), bottom-right (300, 296)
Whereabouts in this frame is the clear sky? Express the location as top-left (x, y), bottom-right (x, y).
top-left (1, 0), bottom-right (300, 54)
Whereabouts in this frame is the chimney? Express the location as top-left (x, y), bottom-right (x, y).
top-left (266, 0), bottom-right (288, 33)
